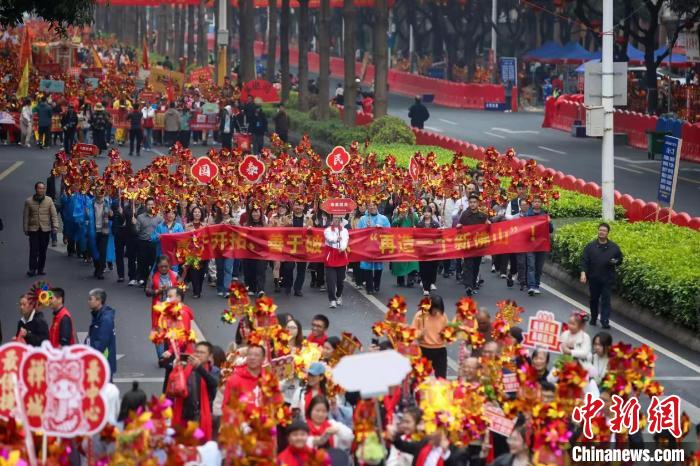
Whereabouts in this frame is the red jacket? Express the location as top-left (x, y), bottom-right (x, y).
top-left (150, 270), bottom-right (180, 327)
top-left (49, 307), bottom-right (74, 347)
top-left (277, 446), bottom-right (330, 466)
top-left (221, 365), bottom-right (264, 409)
top-left (307, 333), bottom-right (328, 346)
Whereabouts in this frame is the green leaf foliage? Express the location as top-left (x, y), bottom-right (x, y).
top-left (551, 220), bottom-right (700, 330)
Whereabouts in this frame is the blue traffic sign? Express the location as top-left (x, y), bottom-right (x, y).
top-left (657, 135), bottom-right (682, 205)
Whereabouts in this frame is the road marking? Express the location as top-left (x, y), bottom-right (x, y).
top-left (491, 127), bottom-right (540, 135)
top-left (537, 145), bottom-right (567, 155)
top-left (0, 161), bottom-right (23, 181)
top-left (539, 282), bottom-right (700, 375)
top-left (518, 153), bottom-right (550, 162)
top-left (615, 165), bottom-right (643, 175)
top-left (438, 118), bottom-right (458, 126)
top-left (613, 162), bottom-right (699, 185)
top-left (424, 126), bottom-right (443, 133)
top-left (614, 157), bottom-right (659, 165)
top-left (484, 132), bottom-right (506, 139)
top-left (681, 168), bottom-right (700, 173)
top-left (346, 279), bottom-right (459, 373)
top-left (113, 377), bottom-right (163, 383)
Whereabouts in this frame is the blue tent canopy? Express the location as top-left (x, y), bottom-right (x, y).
top-left (654, 47), bottom-right (688, 66)
top-left (523, 41), bottom-right (566, 62)
top-left (559, 41), bottom-right (597, 62)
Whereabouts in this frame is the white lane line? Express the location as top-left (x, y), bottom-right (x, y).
top-left (484, 131), bottom-right (506, 139)
top-left (615, 165), bottom-right (643, 175)
top-left (347, 279), bottom-right (459, 373)
top-left (491, 127), bottom-right (540, 135)
top-left (424, 126), bottom-right (444, 133)
top-left (539, 282), bottom-right (700, 375)
top-left (537, 145), bottom-right (567, 155)
top-left (438, 118), bottom-right (458, 126)
top-left (518, 153), bottom-right (550, 163)
top-left (0, 160), bottom-right (23, 181)
top-left (654, 377), bottom-right (700, 381)
top-left (114, 377), bottom-right (164, 383)
top-left (614, 157), bottom-right (659, 165)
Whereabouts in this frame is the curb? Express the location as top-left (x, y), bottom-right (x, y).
top-left (543, 261), bottom-right (700, 353)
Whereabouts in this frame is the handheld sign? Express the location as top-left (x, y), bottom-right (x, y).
top-left (325, 146), bottom-right (351, 173)
top-left (39, 79), bottom-right (65, 94)
top-left (657, 135), bottom-right (682, 208)
top-left (239, 155), bottom-right (266, 183)
top-left (73, 143), bottom-right (99, 157)
top-left (321, 198), bottom-right (357, 215)
top-left (522, 310), bottom-right (562, 353)
top-left (190, 156), bottom-right (219, 184)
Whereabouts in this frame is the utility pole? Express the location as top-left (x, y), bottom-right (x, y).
top-left (217, 0), bottom-right (228, 86)
top-left (491, 0), bottom-right (497, 64)
top-left (601, 0), bottom-right (615, 220)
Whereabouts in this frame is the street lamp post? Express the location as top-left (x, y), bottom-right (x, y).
top-left (601, 0), bottom-right (615, 220)
top-left (216, 0), bottom-right (228, 86)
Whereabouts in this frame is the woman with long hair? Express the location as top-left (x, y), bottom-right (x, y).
top-left (268, 202), bottom-right (290, 293)
top-left (305, 395), bottom-right (354, 451)
top-left (411, 294), bottom-right (449, 378)
top-left (589, 331), bottom-right (612, 384)
top-left (291, 362), bottom-right (329, 420)
top-left (242, 206), bottom-right (267, 296)
top-left (488, 424), bottom-right (533, 466)
top-left (185, 206), bottom-right (208, 298)
top-left (286, 318), bottom-right (305, 352)
top-left (323, 215), bottom-right (349, 309)
top-left (416, 206), bottom-right (441, 296)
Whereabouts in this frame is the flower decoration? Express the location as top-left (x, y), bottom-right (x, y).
top-left (27, 281), bottom-right (53, 308)
top-left (293, 341), bottom-right (323, 379)
top-left (221, 281), bottom-right (251, 325)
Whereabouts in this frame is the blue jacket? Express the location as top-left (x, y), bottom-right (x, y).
top-left (152, 221), bottom-right (185, 269)
top-left (87, 305), bottom-right (117, 379)
top-left (36, 102), bottom-right (53, 127)
top-left (357, 213), bottom-right (391, 270)
top-left (524, 208), bottom-right (554, 233)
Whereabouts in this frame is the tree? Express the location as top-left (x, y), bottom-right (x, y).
top-left (188, 5), bottom-right (196, 65)
top-left (342, 0), bottom-right (357, 126)
top-left (298, 0), bottom-right (311, 110)
top-left (374, 0), bottom-right (389, 117)
top-left (265, 2), bottom-right (278, 82)
top-left (239, 0), bottom-right (256, 81)
top-left (0, 0), bottom-right (95, 33)
top-left (318, 0), bottom-right (331, 119)
top-left (198, 0), bottom-right (207, 66)
top-left (280, 0), bottom-right (291, 101)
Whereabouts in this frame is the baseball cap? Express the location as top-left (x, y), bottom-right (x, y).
top-left (307, 362), bottom-right (326, 376)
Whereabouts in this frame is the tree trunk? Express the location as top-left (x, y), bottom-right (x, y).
top-left (266, 3), bottom-right (278, 81)
top-left (645, 50), bottom-right (659, 115)
top-left (157, 6), bottom-right (167, 55)
top-left (187, 5), bottom-right (196, 65)
top-left (342, 0), bottom-right (356, 126)
top-left (373, 0), bottom-right (388, 117)
top-left (240, 0), bottom-right (256, 81)
top-left (318, 0), bottom-right (331, 119)
top-left (198, 0), bottom-right (207, 66)
top-left (298, 0), bottom-right (310, 110)
top-left (174, 6), bottom-right (183, 60)
top-left (280, 0), bottom-right (291, 101)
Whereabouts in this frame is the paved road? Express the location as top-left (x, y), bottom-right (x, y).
top-left (322, 74), bottom-right (700, 216)
top-left (1, 143), bottom-right (699, 421)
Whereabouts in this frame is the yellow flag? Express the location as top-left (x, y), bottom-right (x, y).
top-left (15, 28), bottom-right (31, 99)
top-left (92, 46), bottom-right (103, 69)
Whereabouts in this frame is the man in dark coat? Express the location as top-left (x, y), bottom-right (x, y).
top-left (86, 288), bottom-right (117, 379)
top-left (250, 107), bottom-right (268, 154)
top-left (36, 97), bottom-right (53, 149)
top-left (408, 96), bottom-right (430, 129)
top-left (456, 194), bottom-right (489, 296)
top-left (16, 294), bottom-right (49, 346)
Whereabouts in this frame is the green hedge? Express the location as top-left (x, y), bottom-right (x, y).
top-left (551, 220), bottom-right (700, 330)
top-left (364, 144), bottom-right (625, 219)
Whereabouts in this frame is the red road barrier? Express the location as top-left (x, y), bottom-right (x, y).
top-left (543, 96), bottom-right (700, 163)
top-left (411, 128), bottom-right (700, 230)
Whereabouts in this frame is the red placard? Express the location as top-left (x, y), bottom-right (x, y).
top-left (522, 310), bottom-right (563, 353)
top-left (83, 67), bottom-right (104, 78)
top-left (239, 154), bottom-right (266, 183)
top-left (485, 404), bottom-right (516, 437)
top-left (189, 66), bottom-right (214, 84)
top-left (73, 143), bottom-right (99, 157)
top-left (503, 372), bottom-right (519, 393)
top-left (0, 342), bottom-right (29, 420)
top-left (325, 146), bottom-right (351, 173)
top-left (235, 133), bottom-right (252, 152)
top-left (321, 198), bottom-right (357, 215)
top-left (190, 156), bottom-right (219, 185)
top-left (240, 79), bottom-right (280, 103)
top-left (139, 91), bottom-right (159, 103)
top-left (35, 63), bottom-right (62, 75)
top-left (408, 155), bottom-right (421, 181)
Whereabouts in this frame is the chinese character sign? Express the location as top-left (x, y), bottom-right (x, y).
top-left (325, 146), bottom-right (351, 173)
top-left (657, 136), bottom-right (682, 205)
top-left (190, 156), bottom-right (219, 185)
top-left (0, 341), bottom-right (111, 437)
top-left (522, 310), bottom-right (562, 353)
top-left (321, 198), bottom-right (357, 215)
top-left (499, 57), bottom-right (517, 86)
top-left (0, 342), bottom-right (29, 419)
top-left (239, 155), bottom-right (266, 183)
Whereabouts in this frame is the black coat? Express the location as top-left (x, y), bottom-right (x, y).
top-left (392, 434), bottom-right (467, 466)
top-left (581, 239), bottom-right (623, 281)
top-left (16, 311), bottom-right (50, 347)
top-left (408, 102), bottom-right (430, 128)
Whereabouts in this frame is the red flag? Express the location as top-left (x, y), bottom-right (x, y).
top-left (167, 84), bottom-right (175, 103)
top-left (142, 36), bottom-right (150, 70)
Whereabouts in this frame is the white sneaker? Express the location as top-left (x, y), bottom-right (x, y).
top-left (500, 274), bottom-right (507, 279)
top-left (430, 284), bottom-right (437, 290)
top-left (534, 289), bottom-right (541, 295)
top-left (329, 300), bottom-right (337, 309)
top-left (128, 279), bottom-right (138, 286)
top-left (138, 280), bottom-right (145, 286)
top-left (336, 297), bottom-right (342, 306)
top-left (217, 291), bottom-right (224, 297)
top-left (423, 290), bottom-right (430, 296)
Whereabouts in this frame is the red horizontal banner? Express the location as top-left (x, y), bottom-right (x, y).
top-left (160, 216), bottom-right (550, 263)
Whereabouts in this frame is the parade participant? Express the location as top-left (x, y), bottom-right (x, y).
top-left (164, 102), bottom-right (181, 147)
top-left (559, 311), bottom-right (592, 364)
top-left (348, 202), bottom-right (367, 288)
top-left (19, 98), bottom-right (32, 147)
top-left (222, 344), bottom-right (267, 408)
top-left (323, 214), bottom-right (349, 309)
top-left (282, 199), bottom-right (312, 296)
top-left (489, 424), bottom-right (531, 466)
top-left (48, 287), bottom-right (75, 347)
top-left (127, 104), bottom-right (143, 156)
top-left (152, 207), bottom-right (185, 270)
top-left (218, 104), bottom-right (237, 150)
top-left (308, 314), bottom-right (330, 346)
top-left (88, 189), bottom-right (112, 280)
top-left (386, 406), bottom-right (423, 466)
top-left (412, 294), bottom-right (448, 378)
top-left (90, 102), bottom-right (110, 154)
top-left (507, 198), bottom-right (529, 290)
top-left (277, 420), bottom-right (331, 466)
top-left (456, 195), bottom-right (489, 296)
top-left (141, 101), bottom-right (155, 151)
top-left (23, 181), bottom-right (59, 277)
top-left (580, 222), bottom-right (623, 329)
top-left (250, 106), bottom-right (268, 154)
top-left (286, 318), bottom-right (305, 352)
top-left (387, 422), bottom-right (466, 466)
top-left (212, 203), bottom-right (236, 297)
top-left (269, 202), bottom-right (291, 293)
top-left (589, 331), bottom-right (612, 384)
top-left (111, 197), bottom-right (138, 284)
top-left (133, 197), bottom-right (162, 286)
top-left (458, 357), bottom-right (480, 384)
top-left (77, 103), bottom-right (92, 143)
top-left (305, 395), bottom-right (354, 451)
top-left (16, 293), bottom-right (49, 346)
top-left (273, 103), bottom-right (290, 142)
top-left (291, 362), bottom-right (329, 420)
top-left (146, 256), bottom-right (181, 328)
top-left (531, 349), bottom-right (550, 385)
top-left (320, 336), bottom-right (340, 363)
top-left (171, 341), bottom-right (220, 441)
top-left (179, 106), bottom-right (192, 148)
top-left (242, 206), bottom-right (267, 297)
top-left (357, 201), bottom-right (390, 295)
top-left (36, 96), bottom-right (52, 149)
top-left (391, 204), bottom-right (419, 288)
top-left (524, 196), bottom-right (553, 296)
top-left (86, 288), bottom-right (117, 378)
top-left (309, 203), bottom-right (330, 291)
top-left (416, 206), bottom-right (441, 296)
top-left (408, 96), bottom-right (429, 129)
top-left (159, 287), bottom-right (196, 382)
top-left (60, 104), bottom-right (78, 154)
